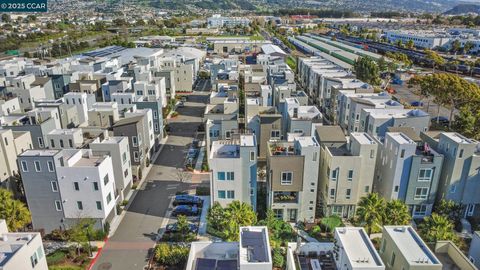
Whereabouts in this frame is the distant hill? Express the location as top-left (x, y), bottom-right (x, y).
top-left (95, 0), bottom-right (464, 13)
top-left (444, 4), bottom-right (480, 14)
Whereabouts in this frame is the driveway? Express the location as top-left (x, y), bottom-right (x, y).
top-left (93, 92), bottom-right (209, 270)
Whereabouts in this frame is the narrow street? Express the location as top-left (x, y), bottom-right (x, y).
top-left (93, 92), bottom-right (209, 270)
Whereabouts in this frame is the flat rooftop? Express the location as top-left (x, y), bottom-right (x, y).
top-left (48, 128), bottom-right (82, 135)
top-left (383, 226), bottom-right (441, 266)
top-left (364, 108), bottom-right (429, 119)
top-left (386, 132), bottom-right (416, 145)
top-left (20, 149), bottom-right (59, 157)
top-left (335, 227), bottom-right (384, 268)
top-left (351, 132), bottom-right (377, 145)
top-left (295, 136), bottom-right (319, 148)
top-left (239, 226), bottom-right (270, 264)
top-left (0, 232), bottom-right (41, 267)
top-left (442, 132), bottom-right (477, 144)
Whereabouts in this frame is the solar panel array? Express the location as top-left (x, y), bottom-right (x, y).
top-left (241, 230), bottom-right (268, 262)
top-left (195, 258), bottom-right (237, 270)
top-left (83, 46), bottom-right (127, 58)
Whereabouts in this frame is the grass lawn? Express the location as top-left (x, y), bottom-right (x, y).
top-left (47, 249), bottom-right (91, 270)
top-left (286, 56), bottom-right (297, 70)
top-left (49, 264), bottom-right (84, 270)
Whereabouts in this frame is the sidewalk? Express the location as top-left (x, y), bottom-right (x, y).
top-left (108, 136), bottom-right (169, 237)
top-left (193, 146), bottom-right (205, 173)
top-left (197, 196), bottom-right (210, 236)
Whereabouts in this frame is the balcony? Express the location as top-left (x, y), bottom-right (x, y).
top-left (416, 146), bottom-right (435, 164)
top-left (273, 191), bottom-right (298, 203)
top-left (270, 144), bottom-right (297, 156)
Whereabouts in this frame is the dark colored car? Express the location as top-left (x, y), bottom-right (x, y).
top-left (410, 101), bottom-right (424, 107)
top-left (187, 148), bottom-right (199, 160)
top-left (431, 116), bottom-right (449, 125)
top-left (173, 195), bottom-right (203, 206)
top-left (172, 205), bottom-right (199, 217)
top-left (165, 222), bottom-right (198, 234)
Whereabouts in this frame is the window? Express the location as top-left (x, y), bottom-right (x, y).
top-left (59, 139), bottom-right (64, 148)
top-left (250, 151), bottom-right (255, 161)
top-left (47, 161), bottom-right (54, 172)
top-left (38, 137), bottom-right (44, 148)
top-left (273, 209), bottom-right (283, 219)
top-left (370, 149), bottom-right (375, 158)
top-left (271, 130), bottom-right (281, 139)
top-left (400, 149), bottom-right (405, 158)
top-left (69, 139), bottom-right (73, 148)
top-left (54, 200), bottom-right (62, 211)
top-left (153, 111), bottom-right (158, 119)
top-left (418, 169), bottom-right (433, 181)
top-left (380, 240), bottom-right (386, 253)
top-left (450, 185), bottom-right (456, 193)
top-left (154, 123), bottom-right (159, 132)
top-left (34, 161), bottom-right (41, 172)
top-left (467, 204), bottom-right (475, 216)
top-left (226, 190), bottom-right (235, 199)
top-left (281, 172), bottom-right (293, 185)
top-left (218, 190), bottom-right (226, 199)
top-left (133, 151), bottom-right (139, 162)
top-left (124, 169), bottom-right (129, 177)
top-left (414, 205), bottom-right (427, 216)
top-left (346, 189), bottom-right (351, 199)
top-left (364, 186), bottom-right (370, 193)
top-left (313, 152), bottom-right (317, 161)
top-left (93, 182), bottom-right (99, 191)
top-left (132, 136), bottom-right (138, 147)
top-left (103, 175), bottom-right (109, 185)
top-left (21, 161), bottom-right (28, 172)
top-left (414, 187), bottom-right (429, 200)
top-left (106, 193), bottom-right (112, 204)
top-left (347, 170), bottom-right (353, 181)
top-left (51, 181), bottom-right (58, 192)
top-left (96, 201), bottom-right (102, 210)
top-left (217, 172), bottom-right (226, 181)
top-left (226, 172), bottom-right (234, 181)
top-left (30, 252), bottom-right (39, 268)
top-left (50, 139), bottom-right (55, 148)
top-left (459, 149), bottom-right (464, 158)
top-left (77, 201), bottom-right (83, 210)
top-left (122, 152), bottom-right (127, 163)
top-left (330, 189), bottom-right (336, 199)
top-left (74, 182), bottom-right (79, 191)
top-left (390, 252), bottom-right (396, 267)
top-left (394, 185), bottom-right (399, 192)
top-left (331, 169), bottom-right (338, 181)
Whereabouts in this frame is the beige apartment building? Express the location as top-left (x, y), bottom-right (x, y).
top-left (315, 126), bottom-right (378, 218)
top-left (0, 129), bottom-right (32, 186)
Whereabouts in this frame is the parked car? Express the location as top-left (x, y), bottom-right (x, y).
top-left (181, 96), bottom-right (187, 102)
top-left (172, 205), bottom-right (199, 216)
top-left (410, 101), bottom-right (424, 107)
top-left (165, 222), bottom-right (198, 234)
top-left (173, 194), bottom-right (203, 206)
top-left (187, 148), bottom-right (199, 159)
top-left (192, 139), bottom-right (200, 148)
top-left (177, 101), bottom-right (185, 108)
top-left (431, 116), bottom-right (449, 125)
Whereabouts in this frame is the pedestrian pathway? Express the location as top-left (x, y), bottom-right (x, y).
top-left (197, 196), bottom-right (210, 236)
top-left (194, 146), bottom-right (205, 172)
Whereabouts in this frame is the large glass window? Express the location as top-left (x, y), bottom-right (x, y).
top-left (414, 187), bottom-right (429, 200)
top-left (418, 169), bottom-right (433, 182)
top-left (281, 172), bottom-right (293, 185)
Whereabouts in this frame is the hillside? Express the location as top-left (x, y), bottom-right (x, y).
top-left (444, 4), bottom-right (480, 14)
top-left (97, 0), bottom-right (463, 13)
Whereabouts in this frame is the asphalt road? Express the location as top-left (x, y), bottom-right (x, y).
top-left (93, 92), bottom-right (209, 270)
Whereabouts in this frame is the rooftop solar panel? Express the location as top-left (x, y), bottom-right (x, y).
top-left (217, 259), bottom-right (237, 270)
top-left (241, 230), bottom-right (268, 262)
top-left (195, 258), bottom-right (216, 270)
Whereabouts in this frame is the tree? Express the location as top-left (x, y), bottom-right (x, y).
top-left (0, 189), bottom-right (31, 231)
top-left (356, 193), bottom-right (385, 235)
top-left (354, 57), bottom-right (382, 86)
top-left (419, 213), bottom-right (457, 243)
top-left (223, 201), bottom-right (257, 241)
top-left (176, 215), bottom-right (190, 236)
top-left (451, 39), bottom-right (461, 55)
top-left (272, 248), bottom-right (285, 268)
top-left (425, 50), bottom-right (445, 73)
top-left (434, 200), bottom-right (463, 225)
top-left (406, 40), bottom-right (414, 49)
top-left (69, 218), bottom-right (95, 256)
top-left (383, 200), bottom-right (410, 225)
top-left (207, 201), bottom-right (256, 241)
top-left (464, 41), bottom-right (474, 54)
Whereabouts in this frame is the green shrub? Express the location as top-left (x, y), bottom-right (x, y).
top-left (46, 250), bottom-right (67, 265)
top-left (121, 200), bottom-right (129, 206)
top-left (272, 248), bottom-right (285, 268)
top-left (196, 186), bottom-right (210, 196)
top-left (154, 243), bottom-right (189, 266)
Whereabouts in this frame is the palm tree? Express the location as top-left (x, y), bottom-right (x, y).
top-left (0, 189), bottom-right (31, 231)
top-left (223, 201), bottom-right (257, 241)
top-left (383, 200), bottom-right (411, 225)
top-left (419, 213), bottom-right (457, 243)
top-left (356, 193), bottom-right (385, 236)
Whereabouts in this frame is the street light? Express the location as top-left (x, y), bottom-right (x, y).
top-left (83, 224), bottom-right (92, 257)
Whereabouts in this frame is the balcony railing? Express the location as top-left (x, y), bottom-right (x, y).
top-left (273, 192), bottom-right (298, 203)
